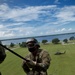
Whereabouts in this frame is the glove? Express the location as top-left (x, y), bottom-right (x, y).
top-left (26, 58), bottom-right (36, 67)
top-left (0, 51), bottom-right (6, 63)
top-left (0, 43), bottom-right (6, 63)
top-left (27, 70), bottom-right (33, 75)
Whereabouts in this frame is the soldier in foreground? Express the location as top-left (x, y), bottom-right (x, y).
top-left (22, 38), bottom-right (51, 75)
top-left (0, 41), bottom-right (6, 75)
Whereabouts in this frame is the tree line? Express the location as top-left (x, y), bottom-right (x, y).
top-left (9, 36), bottom-right (75, 47)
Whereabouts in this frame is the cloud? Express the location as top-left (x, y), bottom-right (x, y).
top-left (0, 24), bottom-right (15, 38)
top-left (54, 28), bottom-right (73, 34)
top-left (54, 0), bottom-right (60, 4)
top-left (0, 25), bottom-right (5, 29)
top-left (0, 4), bottom-right (75, 39)
top-left (0, 4), bottom-right (56, 22)
top-left (68, 28), bottom-right (72, 31)
top-left (0, 4), bottom-right (75, 23)
top-left (55, 6), bottom-right (75, 22)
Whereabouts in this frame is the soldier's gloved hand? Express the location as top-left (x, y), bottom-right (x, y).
top-left (27, 70), bottom-right (33, 75)
top-left (0, 54), bottom-right (6, 63)
top-left (26, 58), bottom-right (37, 66)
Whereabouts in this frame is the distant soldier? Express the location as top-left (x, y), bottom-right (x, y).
top-left (22, 38), bottom-right (51, 75)
top-left (0, 41), bottom-right (6, 75)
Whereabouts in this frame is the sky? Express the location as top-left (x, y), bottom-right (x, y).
top-left (0, 0), bottom-right (75, 39)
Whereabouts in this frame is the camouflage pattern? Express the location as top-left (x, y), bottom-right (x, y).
top-left (0, 42), bottom-right (6, 64)
top-left (22, 49), bottom-right (51, 75)
top-left (0, 41), bottom-right (6, 75)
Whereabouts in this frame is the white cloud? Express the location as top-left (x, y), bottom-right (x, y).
top-left (54, 0), bottom-right (60, 4)
top-left (68, 28), bottom-right (72, 31)
top-left (61, 28), bottom-right (66, 31)
top-left (0, 24), bottom-right (15, 38)
top-left (0, 3), bottom-right (9, 11)
top-left (0, 25), bottom-right (5, 29)
top-left (55, 6), bottom-right (75, 22)
top-left (0, 4), bottom-right (75, 39)
top-left (54, 28), bottom-right (74, 34)
top-left (0, 4), bottom-right (56, 22)
top-left (0, 4), bottom-right (75, 23)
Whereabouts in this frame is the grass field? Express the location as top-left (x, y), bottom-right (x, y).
top-left (0, 43), bottom-right (75, 75)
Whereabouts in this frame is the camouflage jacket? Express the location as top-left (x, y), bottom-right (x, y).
top-left (0, 44), bottom-right (6, 64)
top-left (22, 49), bottom-right (51, 75)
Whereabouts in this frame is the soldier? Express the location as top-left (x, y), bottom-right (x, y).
top-left (0, 41), bottom-right (6, 75)
top-left (22, 38), bottom-right (51, 75)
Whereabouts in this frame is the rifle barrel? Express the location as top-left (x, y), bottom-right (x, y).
top-left (0, 44), bottom-right (28, 61)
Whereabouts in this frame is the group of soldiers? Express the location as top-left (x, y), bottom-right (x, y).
top-left (0, 38), bottom-right (51, 75)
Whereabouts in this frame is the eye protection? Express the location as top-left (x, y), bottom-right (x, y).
top-left (26, 43), bottom-right (35, 48)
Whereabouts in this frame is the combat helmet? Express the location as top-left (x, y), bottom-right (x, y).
top-left (26, 38), bottom-right (40, 48)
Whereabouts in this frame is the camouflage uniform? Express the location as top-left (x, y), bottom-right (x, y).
top-left (0, 43), bottom-right (6, 64)
top-left (0, 41), bottom-right (6, 75)
top-left (22, 49), bottom-right (51, 75)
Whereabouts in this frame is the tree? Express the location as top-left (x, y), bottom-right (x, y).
top-left (63, 39), bottom-right (68, 43)
top-left (42, 40), bottom-right (48, 44)
top-left (52, 38), bottom-right (60, 44)
top-left (19, 42), bottom-right (26, 47)
top-left (69, 36), bottom-right (75, 40)
top-left (10, 42), bottom-right (15, 47)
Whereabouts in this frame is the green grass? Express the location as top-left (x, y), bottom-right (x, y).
top-left (0, 43), bottom-right (75, 75)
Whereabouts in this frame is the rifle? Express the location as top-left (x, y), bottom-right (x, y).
top-left (0, 43), bottom-right (29, 62)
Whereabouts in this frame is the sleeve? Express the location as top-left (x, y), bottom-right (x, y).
top-left (22, 60), bottom-right (30, 74)
top-left (0, 43), bottom-right (6, 63)
top-left (36, 51), bottom-right (51, 71)
top-left (22, 54), bottom-right (31, 74)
